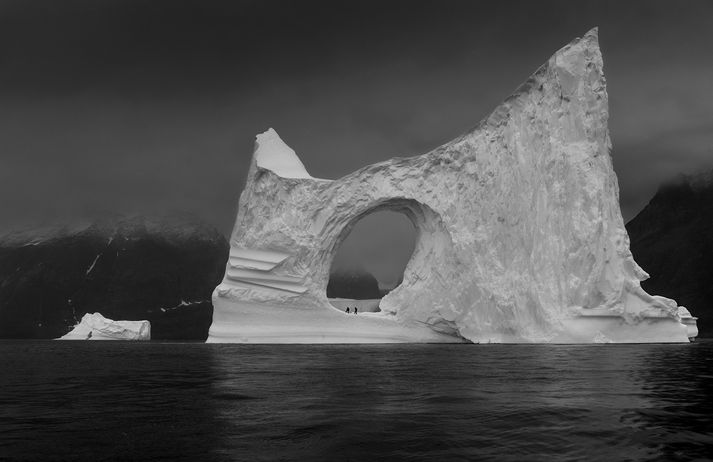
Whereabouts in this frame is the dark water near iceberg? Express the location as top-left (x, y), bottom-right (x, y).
top-left (1, 341), bottom-right (712, 461)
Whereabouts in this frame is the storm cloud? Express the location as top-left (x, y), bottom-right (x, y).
top-left (1, 0), bottom-right (711, 237)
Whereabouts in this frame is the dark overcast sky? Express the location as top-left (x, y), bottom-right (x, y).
top-left (1, 0), bottom-right (712, 238)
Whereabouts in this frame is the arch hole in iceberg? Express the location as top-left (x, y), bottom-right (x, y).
top-left (327, 210), bottom-right (416, 314)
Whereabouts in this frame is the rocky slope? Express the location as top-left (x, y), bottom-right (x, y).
top-left (0, 216), bottom-right (228, 340)
top-left (627, 171), bottom-right (713, 338)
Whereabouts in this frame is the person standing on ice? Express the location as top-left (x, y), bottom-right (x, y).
top-left (354, 307), bottom-right (358, 315)
top-left (345, 307), bottom-right (350, 314)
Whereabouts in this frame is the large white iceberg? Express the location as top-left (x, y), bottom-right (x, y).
top-left (59, 312), bottom-right (151, 341)
top-left (208, 28), bottom-right (696, 343)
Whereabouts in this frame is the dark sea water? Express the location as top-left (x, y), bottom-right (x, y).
top-left (1, 341), bottom-right (712, 462)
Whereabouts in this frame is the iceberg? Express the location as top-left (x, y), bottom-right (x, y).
top-left (208, 28), bottom-right (696, 343)
top-left (58, 312), bottom-right (151, 341)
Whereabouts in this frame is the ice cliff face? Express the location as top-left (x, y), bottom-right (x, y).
top-left (209, 28), bottom-right (693, 343)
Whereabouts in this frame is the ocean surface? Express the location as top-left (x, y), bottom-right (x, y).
top-left (1, 341), bottom-right (712, 462)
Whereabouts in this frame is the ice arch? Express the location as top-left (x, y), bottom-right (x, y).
top-left (326, 200), bottom-right (452, 316)
top-left (208, 28), bottom-right (695, 343)
top-left (327, 209), bottom-right (416, 301)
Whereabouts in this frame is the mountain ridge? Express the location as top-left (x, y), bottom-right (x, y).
top-left (627, 169), bottom-right (713, 337)
top-left (0, 215), bottom-right (228, 340)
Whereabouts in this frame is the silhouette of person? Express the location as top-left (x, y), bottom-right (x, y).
top-left (345, 307), bottom-right (350, 314)
top-left (354, 307), bottom-right (358, 315)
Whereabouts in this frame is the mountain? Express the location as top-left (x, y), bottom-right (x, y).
top-left (0, 215), bottom-right (228, 340)
top-left (327, 268), bottom-right (381, 300)
top-left (626, 170), bottom-right (713, 338)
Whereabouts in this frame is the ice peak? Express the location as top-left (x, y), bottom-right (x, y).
top-left (254, 128), bottom-right (312, 179)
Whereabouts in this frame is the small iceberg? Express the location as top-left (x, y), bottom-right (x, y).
top-left (58, 312), bottom-right (151, 341)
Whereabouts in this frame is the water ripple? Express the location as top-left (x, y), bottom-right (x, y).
top-left (1, 341), bottom-right (712, 461)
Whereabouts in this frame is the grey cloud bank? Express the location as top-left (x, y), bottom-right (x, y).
top-left (0, 0), bottom-right (711, 238)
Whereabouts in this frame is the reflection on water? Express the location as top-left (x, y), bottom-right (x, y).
top-left (1, 341), bottom-right (712, 461)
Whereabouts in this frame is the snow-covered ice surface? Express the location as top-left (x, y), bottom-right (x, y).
top-left (58, 313), bottom-right (150, 341)
top-left (208, 28), bottom-right (696, 344)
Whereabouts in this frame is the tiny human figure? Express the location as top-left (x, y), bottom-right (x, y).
top-left (345, 307), bottom-right (350, 314)
top-left (354, 307), bottom-right (358, 315)
top-left (86, 331), bottom-right (93, 340)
